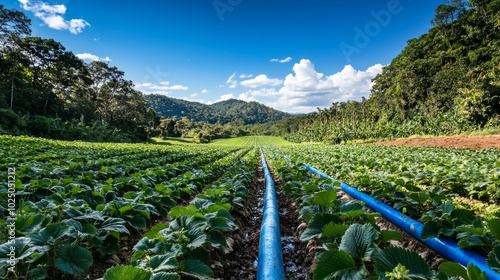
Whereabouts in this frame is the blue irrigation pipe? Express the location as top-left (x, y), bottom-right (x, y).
top-left (257, 150), bottom-right (285, 280)
top-left (299, 162), bottom-right (500, 280)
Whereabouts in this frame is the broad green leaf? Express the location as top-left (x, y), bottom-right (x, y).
top-left (168, 205), bottom-right (201, 219)
top-left (207, 229), bottom-right (227, 249)
top-left (487, 244), bottom-right (500, 273)
top-left (28, 223), bottom-right (69, 245)
top-left (379, 230), bottom-right (402, 243)
top-left (55, 244), bottom-right (93, 276)
top-left (408, 192), bottom-right (430, 203)
top-left (313, 250), bottom-right (364, 280)
top-left (143, 224), bottom-right (169, 239)
top-left (149, 254), bottom-right (179, 272)
top-left (374, 246), bottom-right (430, 276)
top-left (339, 224), bottom-right (376, 260)
top-left (102, 265), bottom-right (152, 280)
top-left (311, 190), bottom-right (337, 208)
top-left (187, 227), bottom-right (207, 248)
top-left (208, 217), bottom-right (232, 231)
top-left (321, 222), bottom-right (349, 239)
top-left (15, 214), bottom-right (47, 233)
top-left (179, 259), bottom-right (213, 278)
top-left (487, 219), bottom-right (500, 239)
top-left (466, 263), bottom-right (488, 280)
top-left (439, 262), bottom-right (467, 279)
top-left (129, 216), bottom-right (147, 229)
top-left (27, 267), bottom-right (47, 280)
top-left (340, 201), bottom-right (363, 213)
top-left (188, 247), bottom-right (212, 264)
top-left (421, 220), bottom-right (440, 240)
top-left (134, 238), bottom-right (165, 254)
top-left (151, 272), bottom-right (181, 280)
top-left (100, 217), bottom-right (130, 234)
top-left (300, 213), bottom-right (341, 241)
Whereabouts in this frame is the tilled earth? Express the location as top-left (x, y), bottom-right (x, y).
top-left (214, 160), bottom-right (314, 279)
top-left (372, 134), bottom-right (500, 149)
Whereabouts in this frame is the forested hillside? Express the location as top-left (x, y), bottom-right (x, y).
top-left (259, 0), bottom-right (500, 143)
top-left (145, 94), bottom-right (290, 124)
top-left (0, 5), bottom-right (154, 142)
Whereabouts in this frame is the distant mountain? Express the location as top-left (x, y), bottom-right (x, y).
top-left (145, 94), bottom-right (290, 124)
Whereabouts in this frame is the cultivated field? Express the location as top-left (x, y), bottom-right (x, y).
top-left (1, 135), bottom-right (499, 279)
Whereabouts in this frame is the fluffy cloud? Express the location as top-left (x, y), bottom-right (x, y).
top-left (240, 74), bottom-right (283, 88)
top-left (76, 53), bottom-right (112, 62)
top-left (218, 94), bottom-right (234, 102)
top-left (227, 59), bottom-right (383, 113)
top-left (239, 73), bottom-right (253, 78)
top-left (19, 0), bottom-right (90, 34)
top-left (134, 81), bottom-right (189, 95)
top-left (270, 57), bottom-right (292, 63)
top-left (272, 59), bottom-right (383, 113)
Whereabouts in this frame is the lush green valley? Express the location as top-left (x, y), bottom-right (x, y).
top-left (1, 0), bottom-right (499, 144)
top-left (145, 94), bottom-right (290, 125)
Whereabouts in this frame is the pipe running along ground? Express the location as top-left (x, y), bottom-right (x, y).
top-left (298, 161), bottom-right (499, 279)
top-left (257, 150), bottom-right (285, 280)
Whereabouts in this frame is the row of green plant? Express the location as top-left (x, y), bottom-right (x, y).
top-left (265, 153), bottom-right (496, 279)
top-left (100, 149), bottom-right (258, 279)
top-left (276, 145), bottom-right (500, 205)
top-left (0, 137), bottom-right (250, 278)
top-left (271, 145), bottom-right (500, 260)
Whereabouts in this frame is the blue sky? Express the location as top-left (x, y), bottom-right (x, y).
top-left (5, 0), bottom-right (441, 113)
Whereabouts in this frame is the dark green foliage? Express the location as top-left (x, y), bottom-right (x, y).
top-left (145, 94), bottom-right (290, 125)
top-left (264, 0), bottom-right (500, 143)
top-left (0, 6), bottom-right (154, 142)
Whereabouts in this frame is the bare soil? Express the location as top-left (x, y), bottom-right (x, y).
top-left (215, 160), bottom-right (313, 279)
top-left (371, 134), bottom-right (500, 150)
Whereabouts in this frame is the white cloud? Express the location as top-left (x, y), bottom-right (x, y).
top-left (201, 89), bottom-right (208, 94)
top-left (236, 93), bottom-right (257, 102)
top-left (270, 57), bottom-right (292, 63)
top-left (169, 85), bottom-right (189, 90)
top-left (268, 59), bottom-right (383, 113)
top-left (190, 93), bottom-right (198, 97)
top-left (217, 94), bottom-right (234, 102)
top-left (239, 73), bottom-right (253, 78)
top-left (134, 81), bottom-right (189, 95)
top-left (76, 53), bottom-right (112, 62)
top-left (19, 0), bottom-right (90, 34)
top-left (240, 74), bottom-right (283, 88)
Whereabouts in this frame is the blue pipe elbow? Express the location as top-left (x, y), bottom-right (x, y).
top-left (257, 150), bottom-right (285, 280)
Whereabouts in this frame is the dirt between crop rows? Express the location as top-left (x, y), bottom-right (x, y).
top-left (371, 134), bottom-right (500, 149)
top-left (215, 160), bottom-right (313, 279)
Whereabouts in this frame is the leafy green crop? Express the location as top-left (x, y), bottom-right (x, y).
top-left (265, 150), bottom-right (497, 279)
top-left (0, 136), bottom-right (252, 278)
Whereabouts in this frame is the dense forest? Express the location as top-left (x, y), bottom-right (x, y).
top-left (146, 95), bottom-right (290, 124)
top-left (0, 4), bottom-right (155, 142)
top-left (255, 0), bottom-right (500, 143)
